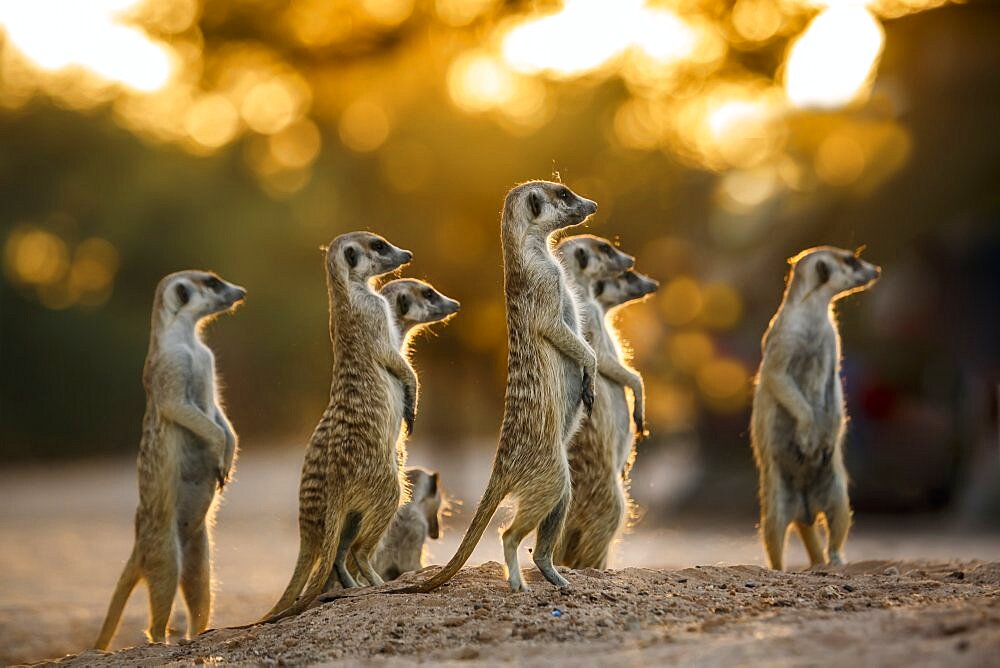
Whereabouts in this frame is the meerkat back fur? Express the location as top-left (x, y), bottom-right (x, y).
top-left (94, 271), bottom-right (245, 650)
top-left (751, 246), bottom-right (880, 570)
top-left (390, 181), bottom-right (599, 594)
top-left (556, 266), bottom-right (658, 569)
top-left (264, 232), bottom-right (417, 621)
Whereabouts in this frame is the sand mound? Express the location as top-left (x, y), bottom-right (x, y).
top-left (38, 559), bottom-right (999, 666)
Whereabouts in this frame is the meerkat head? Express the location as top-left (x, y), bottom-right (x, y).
top-left (557, 234), bottom-right (635, 286)
top-left (326, 231), bottom-right (412, 283)
top-left (593, 270), bottom-right (659, 312)
top-left (405, 467), bottom-right (443, 539)
top-left (504, 180), bottom-right (598, 238)
top-left (788, 245), bottom-right (881, 303)
top-left (159, 270), bottom-right (246, 323)
top-left (381, 279), bottom-right (460, 337)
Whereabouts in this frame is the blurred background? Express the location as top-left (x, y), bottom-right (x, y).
top-left (2, 0), bottom-right (1000, 661)
top-left (2, 0), bottom-right (1000, 529)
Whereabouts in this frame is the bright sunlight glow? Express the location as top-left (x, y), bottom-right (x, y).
top-left (0, 0), bottom-right (173, 92)
top-left (501, 0), bottom-right (699, 79)
top-left (784, 6), bottom-right (885, 109)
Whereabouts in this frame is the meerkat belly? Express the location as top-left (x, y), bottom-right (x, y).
top-left (558, 295), bottom-right (584, 436)
top-left (174, 427), bottom-right (217, 534)
top-left (604, 381), bottom-right (631, 473)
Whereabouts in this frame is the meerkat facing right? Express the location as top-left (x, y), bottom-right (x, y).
top-left (95, 271), bottom-right (245, 650)
top-left (389, 181), bottom-right (599, 594)
top-left (264, 232), bottom-right (417, 621)
top-left (751, 246), bottom-right (880, 570)
top-left (556, 268), bottom-right (659, 569)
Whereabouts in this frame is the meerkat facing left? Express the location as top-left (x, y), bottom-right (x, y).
top-left (751, 246), bottom-right (880, 570)
top-left (95, 271), bottom-right (245, 650)
top-left (556, 268), bottom-right (659, 569)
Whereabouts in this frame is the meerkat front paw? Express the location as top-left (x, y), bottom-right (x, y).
top-left (403, 388), bottom-right (416, 434)
top-left (581, 370), bottom-right (595, 417)
top-left (633, 406), bottom-right (646, 440)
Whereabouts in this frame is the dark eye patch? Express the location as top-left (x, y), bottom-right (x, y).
top-left (844, 254), bottom-right (861, 270)
top-left (625, 272), bottom-right (638, 284)
top-left (422, 288), bottom-right (438, 302)
top-left (204, 276), bottom-right (222, 291)
top-left (175, 283), bottom-right (190, 305)
top-left (557, 187), bottom-right (571, 201)
top-left (600, 244), bottom-right (614, 256)
top-left (371, 239), bottom-right (388, 253)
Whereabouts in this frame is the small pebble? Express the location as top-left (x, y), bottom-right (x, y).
top-left (551, 609), bottom-right (563, 618)
top-left (883, 566), bottom-right (900, 576)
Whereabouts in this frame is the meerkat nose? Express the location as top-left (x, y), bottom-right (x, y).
top-left (233, 287), bottom-right (247, 302)
top-left (400, 250), bottom-right (413, 263)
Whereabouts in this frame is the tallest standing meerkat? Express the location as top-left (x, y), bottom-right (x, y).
top-left (95, 271), bottom-right (245, 650)
top-left (401, 181), bottom-right (598, 594)
top-left (751, 246), bottom-right (880, 570)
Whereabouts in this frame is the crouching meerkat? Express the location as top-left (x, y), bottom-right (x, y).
top-left (94, 271), bottom-right (245, 650)
top-left (264, 232), bottom-right (418, 621)
top-left (370, 467), bottom-right (444, 581)
top-left (396, 181), bottom-right (599, 594)
top-left (751, 246), bottom-right (880, 570)
top-left (556, 268), bottom-right (659, 569)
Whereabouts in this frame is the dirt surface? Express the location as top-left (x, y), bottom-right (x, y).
top-left (37, 560), bottom-right (1000, 667)
top-left (3, 451), bottom-right (998, 666)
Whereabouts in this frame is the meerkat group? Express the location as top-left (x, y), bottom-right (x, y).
top-left (94, 180), bottom-right (882, 649)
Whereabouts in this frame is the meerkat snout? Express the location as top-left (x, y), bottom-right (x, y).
top-left (594, 270), bottom-right (659, 308)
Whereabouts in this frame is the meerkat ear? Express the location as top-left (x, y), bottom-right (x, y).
top-left (815, 260), bottom-right (830, 285)
top-left (575, 246), bottom-right (589, 270)
top-left (397, 292), bottom-right (411, 316)
top-left (175, 283), bottom-right (190, 306)
top-left (528, 190), bottom-right (542, 218)
top-left (344, 246), bottom-right (358, 269)
top-left (593, 280), bottom-right (605, 298)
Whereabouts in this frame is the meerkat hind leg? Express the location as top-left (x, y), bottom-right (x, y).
top-left (760, 490), bottom-right (792, 571)
top-left (533, 490), bottom-right (570, 588)
top-left (179, 526), bottom-right (212, 637)
top-left (794, 521), bottom-right (827, 568)
top-left (502, 505), bottom-right (546, 593)
top-left (334, 512), bottom-right (362, 589)
top-left (825, 488), bottom-right (852, 566)
top-left (354, 548), bottom-right (384, 587)
top-left (143, 535), bottom-right (181, 643)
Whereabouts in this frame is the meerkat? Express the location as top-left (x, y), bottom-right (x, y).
top-left (386, 180), bottom-right (599, 594)
top-left (328, 280), bottom-right (457, 589)
top-left (555, 268), bottom-right (659, 569)
top-left (370, 467), bottom-right (444, 581)
top-left (263, 232), bottom-right (417, 621)
top-left (94, 271), bottom-right (245, 650)
top-left (380, 278), bottom-right (461, 350)
top-left (751, 246), bottom-right (880, 570)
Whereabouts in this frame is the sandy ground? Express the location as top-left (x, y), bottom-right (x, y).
top-left (2, 449), bottom-right (998, 666)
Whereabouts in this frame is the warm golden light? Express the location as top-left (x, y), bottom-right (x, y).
top-left (339, 99), bottom-right (391, 152)
top-left (501, 0), bottom-right (699, 80)
top-left (784, 6), bottom-right (885, 109)
top-left (0, 0), bottom-right (174, 93)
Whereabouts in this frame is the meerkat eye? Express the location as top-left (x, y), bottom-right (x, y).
top-left (843, 254), bottom-right (861, 270)
top-left (625, 272), bottom-right (638, 284)
top-left (371, 239), bottom-right (388, 253)
top-left (600, 243), bottom-right (614, 256)
top-left (422, 288), bottom-right (438, 302)
top-left (204, 276), bottom-right (222, 291)
top-left (557, 187), bottom-right (571, 201)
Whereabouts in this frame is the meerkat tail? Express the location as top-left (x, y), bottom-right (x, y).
top-left (264, 513), bottom-right (345, 623)
top-left (260, 536), bottom-right (319, 621)
top-left (397, 473), bottom-right (507, 594)
top-left (94, 546), bottom-right (142, 650)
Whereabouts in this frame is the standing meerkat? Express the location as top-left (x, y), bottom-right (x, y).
top-left (264, 232), bottom-right (417, 621)
top-left (751, 246), bottom-right (880, 570)
top-left (331, 279), bottom-right (457, 588)
top-left (94, 271), bottom-right (245, 650)
top-left (396, 181), bottom-right (599, 594)
top-left (556, 268), bottom-right (659, 569)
